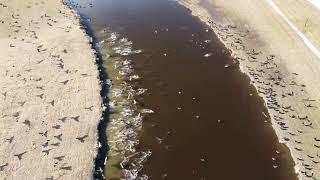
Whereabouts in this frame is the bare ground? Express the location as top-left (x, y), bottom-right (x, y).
top-left (0, 0), bottom-right (103, 179)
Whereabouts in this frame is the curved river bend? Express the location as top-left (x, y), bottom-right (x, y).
top-left (66, 0), bottom-right (298, 179)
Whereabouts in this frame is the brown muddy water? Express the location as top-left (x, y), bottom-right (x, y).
top-left (66, 0), bottom-right (298, 179)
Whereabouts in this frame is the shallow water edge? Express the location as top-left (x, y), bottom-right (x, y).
top-left (64, 0), bottom-right (299, 179)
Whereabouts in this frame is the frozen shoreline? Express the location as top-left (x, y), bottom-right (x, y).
top-left (0, 0), bottom-right (103, 179)
top-left (177, 0), bottom-right (320, 179)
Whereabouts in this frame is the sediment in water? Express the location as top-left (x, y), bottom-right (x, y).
top-left (97, 30), bottom-right (152, 179)
top-left (65, 2), bottom-right (302, 178)
top-left (177, 0), bottom-right (320, 179)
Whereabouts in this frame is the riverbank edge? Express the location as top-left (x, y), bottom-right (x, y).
top-left (177, 0), bottom-right (320, 179)
top-left (0, 0), bottom-right (104, 178)
top-left (62, 1), bottom-right (109, 179)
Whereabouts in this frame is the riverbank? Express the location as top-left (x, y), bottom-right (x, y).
top-left (178, 0), bottom-right (320, 179)
top-left (0, 0), bottom-right (102, 179)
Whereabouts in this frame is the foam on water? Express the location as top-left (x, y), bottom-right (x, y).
top-left (64, 0), bottom-right (298, 179)
top-left (97, 30), bottom-right (152, 179)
